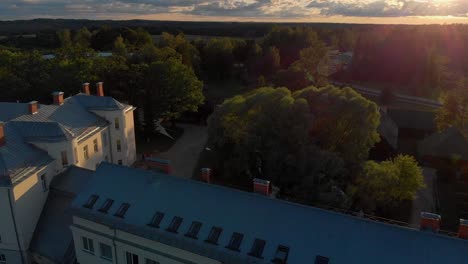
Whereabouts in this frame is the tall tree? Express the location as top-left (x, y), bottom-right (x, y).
top-left (436, 78), bottom-right (468, 137)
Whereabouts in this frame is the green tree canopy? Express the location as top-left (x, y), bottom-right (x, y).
top-left (436, 78), bottom-right (468, 137)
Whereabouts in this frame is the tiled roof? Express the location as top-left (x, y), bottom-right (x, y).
top-left (419, 127), bottom-right (468, 160)
top-left (71, 163), bottom-right (468, 264)
top-left (0, 122), bottom-right (53, 186)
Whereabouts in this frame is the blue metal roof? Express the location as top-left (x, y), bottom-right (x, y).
top-left (0, 123), bottom-right (53, 186)
top-left (74, 94), bottom-right (126, 111)
top-left (71, 163), bottom-right (468, 264)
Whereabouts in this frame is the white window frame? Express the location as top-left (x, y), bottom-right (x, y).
top-left (93, 139), bottom-right (99, 153)
top-left (82, 236), bottom-right (94, 254)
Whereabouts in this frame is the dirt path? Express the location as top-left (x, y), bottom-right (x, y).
top-left (409, 167), bottom-right (437, 226)
top-left (158, 124), bottom-right (208, 178)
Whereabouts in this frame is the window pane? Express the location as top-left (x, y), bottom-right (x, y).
top-left (167, 216), bottom-right (183, 233)
top-left (227, 232), bottom-right (244, 251)
top-left (206, 227), bottom-right (222, 244)
top-left (149, 212), bottom-right (164, 227)
top-left (100, 243), bottom-right (112, 260)
top-left (249, 239), bottom-right (266, 258)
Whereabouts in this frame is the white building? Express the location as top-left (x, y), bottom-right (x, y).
top-left (0, 83), bottom-right (136, 264)
top-left (69, 163), bottom-right (468, 264)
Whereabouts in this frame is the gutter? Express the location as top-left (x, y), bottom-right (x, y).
top-left (7, 188), bottom-right (25, 264)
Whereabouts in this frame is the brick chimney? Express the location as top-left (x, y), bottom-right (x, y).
top-left (0, 122), bottom-right (5, 147)
top-left (253, 178), bottom-right (271, 196)
top-left (96, 82), bottom-right (104, 96)
top-left (458, 219), bottom-right (468, 239)
top-left (52, 91), bottom-right (64, 105)
top-left (28, 101), bottom-right (38, 114)
top-left (420, 212), bottom-right (441, 233)
top-left (82, 83), bottom-right (90, 95)
top-left (201, 168), bottom-right (212, 183)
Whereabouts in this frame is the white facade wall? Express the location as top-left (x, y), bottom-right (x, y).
top-left (74, 128), bottom-right (111, 171)
top-left (71, 217), bottom-right (221, 264)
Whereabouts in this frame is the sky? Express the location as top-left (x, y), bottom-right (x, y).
top-left (1, 0), bottom-right (468, 24)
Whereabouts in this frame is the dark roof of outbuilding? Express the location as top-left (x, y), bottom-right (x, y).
top-left (419, 127), bottom-right (468, 160)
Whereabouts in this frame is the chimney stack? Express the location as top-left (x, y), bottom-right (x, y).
top-left (96, 82), bottom-right (104, 97)
top-left (458, 219), bottom-right (468, 239)
top-left (0, 122), bottom-right (5, 147)
top-left (201, 168), bottom-right (212, 183)
top-left (420, 212), bottom-right (441, 233)
top-left (28, 101), bottom-right (38, 115)
top-left (52, 91), bottom-right (64, 105)
top-left (253, 178), bottom-right (271, 196)
top-left (82, 83), bottom-right (90, 95)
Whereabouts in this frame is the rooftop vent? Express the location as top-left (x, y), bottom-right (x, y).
top-left (166, 216), bottom-right (183, 233)
top-left (114, 203), bottom-right (130, 218)
top-left (248, 238), bottom-right (266, 259)
top-left (0, 122), bottom-right (5, 147)
top-left (52, 91), bottom-right (64, 105)
top-left (28, 101), bottom-right (38, 115)
top-left (420, 212), bottom-right (441, 233)
top-left (83, 194), bottom-right (99, 209)
top-left (253, 178), bottom-right (271, 196)
top-left (226, 232), bottom-right (243, 251)
top-left (273, 245), bottom-right (290, 264)
top-left (96, 82), bottom-right (104, 97)
top-left (205, 226), bottom-right (222, 245)
top-left (82, 83), bottom-right (90, 95)
top-left (98, 199), bottom-right (114, 214)
top-left (148, 212), bottom-right (165, 228)
top-left (458, 219), bottom-right (468, 239)
top-left (185, 221), bottom-right (202, 239)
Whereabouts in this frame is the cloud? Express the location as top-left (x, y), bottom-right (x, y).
top-left (0, 0), bottom-right (467, 20)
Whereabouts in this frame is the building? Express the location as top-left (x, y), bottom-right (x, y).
top-left (0, 83), bottom-right (136, 264)
top-left (69, 163), bottom-right (468, 264)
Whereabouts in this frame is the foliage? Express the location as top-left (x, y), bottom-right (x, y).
top-left (352, 155), bottom-right (425, 212)
top-left (436, 78), bottom-right (468, 137)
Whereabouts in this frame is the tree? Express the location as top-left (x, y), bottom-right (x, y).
top-left (74, 27), bottom-right (92, 48)
top-left (352, 155), bottom-right (424, 212)
top-left (436, 78), bottom-right (468, 137)
top-left (158, 32), bottom-right (200, 71)
top-left (202, 38), bottom-right (235, 79)
top-left (113, 35), bottom-right (127, 57)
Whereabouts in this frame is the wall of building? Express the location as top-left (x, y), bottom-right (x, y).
top-left (0, 187), bottom-right (21, 255)
top-left (32, 141), bottom-right (74, 175)
top-left (71, 217), bottom-right (221, 264)
top-left (75, 128), bottom-right (111, 171)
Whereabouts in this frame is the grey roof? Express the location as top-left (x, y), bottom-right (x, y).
top-left (419, 127), bottom-right (468, 160)
top-left (71, 163), bottom-right (468, 264)
top-left (0, 122), bottom-right (53, 186)
top-left (29, 166), bottom-right (94, 262)
top-left (74, 94), bottom-right (127, 111)
top-left (388, 109), bottom-right (436, 131)
top-left (378, 110), bottom-right (398, 148)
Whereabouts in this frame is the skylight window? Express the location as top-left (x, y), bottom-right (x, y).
top-left (148, 212), bottom-right (165, 228)
top-left (272, 245), bottom-right (290, 264)
top-left (226, 232), bottom-right (243, 251)
top-left (205, 227), bottom-right (222, 245)
top-left (166, 216), bottom-right (183, 233)
top-left (83, 194), bottom-right (99, 209)
top-left (114, 203), bottom-right (130, 218)
top-left (185, 221), bottom-right (202, 239)
top-left (98, 199), bottom-right (114, 213)
top-left (249, 238), bottom-right (266, 259)
top-left (315, 255), bottom-right (330, 264)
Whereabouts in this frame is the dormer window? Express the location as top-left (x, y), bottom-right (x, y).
top-left (315, 255), bottom-right (329, 264)
top-left (98, 199), bottom-right (114, 213)
top-left (249, 238), bottom-right (266, 259)
top-left (226, 232), bottom-right (243, 251)
top-left (114, 203), bottom-right (130, 218)
top-left (185, 221), bottom-right (202, 239)
top-left (83, 194), bottom-right (99, 209)
top-left (166, 216), bottom-right (183, 233)
top-left (148, 212), bottom-right (164, 228)
top-left (205, 227), bottom-right (222, 245)
top-left (272, 245), bottom-right (290, 263)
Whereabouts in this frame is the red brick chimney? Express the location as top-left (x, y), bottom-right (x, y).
top-left (82, 83), bottom-right (90, 95)
top-left (201, 168), bottom-right (212, 183)
top-left (420, 212), bottom-right (441, 233)
top-left (0, 122), bottom-right (5, 147)
top-left (458, 219), bottom-right (468, 239)
top-left (96, 82), bottom-right (104, 96)
top-left (28, 101), bottom-right (38, 114)
top-left (52, 91), bottom-right (64, 105)
top-left (253, 178), bottom-right (271, 196)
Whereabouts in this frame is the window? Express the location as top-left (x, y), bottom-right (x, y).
top-left (82, 236), bottom-right (94, 254)
top-left (103, 133), bottom-right (108, 147)
top-left (115, 118), bottom-right (120, 130)
top-left (126, 252), bottom-right (139, 264)
top-left (114, 203), bottom-right (130, 218)
top-left (93, 139), bottom-right (99, 153)
top-left (148, 212), bottom-right (164, 228)
top-left (116, 139), bottom-right (122, 152)
top-left (118, 160), bottom-right (123, 165)
top-left (0, 254), bottom-right (5, 264)
top-left (185, 221), bottom-right (202, 239)
top-left (315, 256), bottom-right (329, 264)
top-left (40, 174), bottom-right (48, 192)
top-left (249, 239), bottom-right (266, 258)
top-left (61, 150), bottom-right (68, 167)
top-left (74, 147), bottom-right (79, 163)
top-left (83, 145), bottom-right (89, 160)
top-left (100, 243), bottom-right (113, 261)
top-left (98, 199), bottom-right (114, 213)
top-left (166, 216), bottom-right (183, 233)
top-left (226, 232), bottom-right (243, 251)
top-left (205, 227), bottom-right (222, 245)
top-left (272, 245), bottom-right (290, 263)
top-left (145, 259), bottom-right (159, 264)
top-left (83, 194), bottom-right (99, 209)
